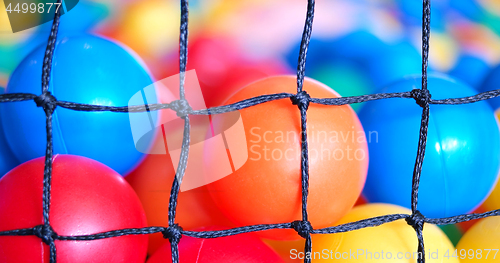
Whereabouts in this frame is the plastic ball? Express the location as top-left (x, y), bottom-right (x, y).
top-left (484, 179), bottom-right (500, 211)
top-left (311, 203), bottom-right (458, 262)
top-left (449, 0), bottom-right (487, 22)
top-left (456, 206), bottom-right (488, 233)
top-left (126, 151), bottom-right (233, 255)
top-left (0, 87), bottom-right (20, 178)
top-left (264, 239), bottom-right (305, 263)
top-left (0, 155), bottom-right (148, 262)
top-left (37, 0), bottom-right (109, 37)
top-left (0, 0), bottom-right (107, 76)
top-left (359, 75), bottom-right (500, 218)
top-left (367, 41), bottom-right (422, 88)
top-left (438, 224), bottom-right (462, 247)
top-left (107, 0), bottom-right (180, 60)
top-left (483, 115), bottom-right (500, 212)
top-left (308, 62), bottom-right (372, 112)
top-left (287, 32), bottom-right (423, 105)
top-left (354, 194), bottom-right (368, 207)
top-left (206, 75), bottom-right (368, 240)
top-left (286, 31), bottom-right (385, 76)
top-left (448, 55), bottom-right (490, 89)
top-left (456, 216), bottom-right (500, 263)
top-left (1, 35), bottom-right (156, 175)
top-left (478, 64), bottom-right (500, 111)
top-left (162, 35), bottom-right (289, 108)
top-left (396, 0), bottom-right (446, 30)
top-left (147, 226), bottom-right (285, 263)
top-left (0, 29), bottom-right (41, 75)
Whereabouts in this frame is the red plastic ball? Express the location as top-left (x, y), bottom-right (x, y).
top-left (147, 227), bottom-right (285, 263)
top-left (0, 155), bottom-right (148, 262)
top-left (456, 205), bottom-right (487, 233)
top-left (161, 35), bottom-right (289, 107)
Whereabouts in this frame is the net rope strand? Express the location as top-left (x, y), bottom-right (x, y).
top-left (162, 0), bottom-right (191, 261)
top-left (290, 0), bottom-right (316, 261)
top-left (1, 0), bottom-right (500, 263)
top-left (406, 1), bottom-right (432, 262)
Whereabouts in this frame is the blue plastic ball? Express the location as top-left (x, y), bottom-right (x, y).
top-left (0, 1), bottom-right (108, 76)
top-left (478, 64), bottom-right (500, 111)
top-left (286, 31), bottom-right (427, 97)
top-left (449, 55), bottom-right (490, 89)
top-left (1, 35), bottom-right (157, 175)
top-left (359, 75), bottom-right (500, 218)
top-left (286, 31), bottom-right (385, 75)
top-left (0, 87), bottom-right (20, 178)
top-left (368, 41), bottom-right (422, 88)
top-left (395, 0), bottom-right (446, 30)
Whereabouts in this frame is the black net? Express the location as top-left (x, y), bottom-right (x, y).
top-left (1, 0), bottom-right (500, 262)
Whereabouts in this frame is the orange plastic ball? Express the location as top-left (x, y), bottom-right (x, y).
top-left (205, 75), bottom-right (368, 240)
top-left (126, 148), bottom-right (233, 255)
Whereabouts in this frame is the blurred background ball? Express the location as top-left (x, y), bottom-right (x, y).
top-left (286, 31), bottom-right (422, 111)
top-left (1, 35), bottom-right (156, 175)
top-left (359, 75), bottom-right (500, 218)
top-left (478, 63), bottom-right (500, 111)
top-left (448, 54), bottom-right (491, 89)
top-left (104, 0), bottom-right (180, 61)
top-left (0, 155), bottom-right (148, 262)
top-left (161, 35), bottom-right (290, 108)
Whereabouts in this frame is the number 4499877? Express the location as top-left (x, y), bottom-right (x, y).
top-left (6, 2), bottom-right (61, 14)
top-left (444, 249), bottom-right (498, 260)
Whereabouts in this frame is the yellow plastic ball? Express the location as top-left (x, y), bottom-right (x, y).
top-left (113, 0), bottom-right (180, 59)
top-left (309, 203), bottom-right (458, 262)
top-left (483, 180), bottom-right (500, 211)
top-left (429, 33), bottom-right (459, 72)
top-left (456, 216), bottom-right (500, 263)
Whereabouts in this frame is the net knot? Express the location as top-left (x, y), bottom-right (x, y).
top-left (33, 224), bottom-right (57, 245)
top-left (291, 91), bottom-right (311, 110)
top-left (410, 89), bottom-right (431, 108)
top-left (406, 210), bottom-right (425, 230)
top-left (162, 224), bottom-right (183, 243)
top-left (292, 220), bottom-right (313, 239)
top-left (34, 91), bottom-right (57, 113)
top-left (170, 99), bottom-right (192, 117)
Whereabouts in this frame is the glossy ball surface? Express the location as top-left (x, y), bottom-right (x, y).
top-left (311, 203), bottom-right (458, 263)
top-left (1, 35), bottom-right (156, 175)
top-left (359, 75), bottom-right (500, 218)
top-left (206, 76), bottom-right (368, 240)
top-left (456, 216), bottom-right (500, 263)
top-left (0, 155), bottom-right (148, 262)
